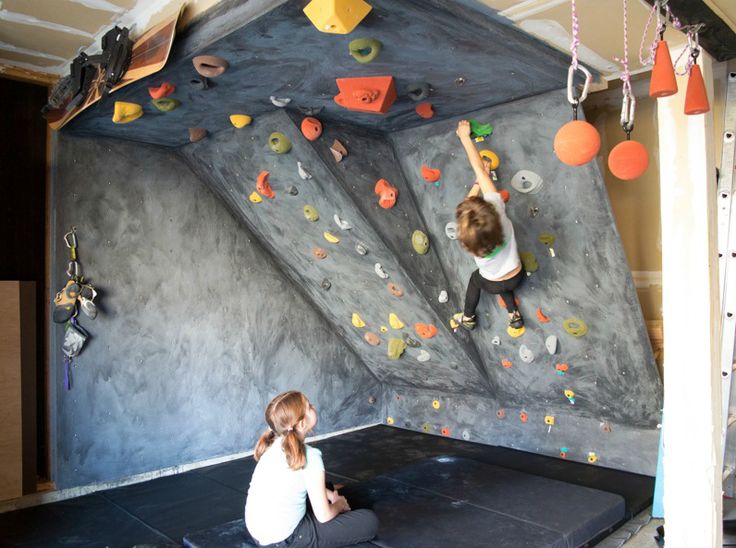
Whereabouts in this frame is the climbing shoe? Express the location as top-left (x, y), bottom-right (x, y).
top-left (451, 312), bottom-right (477, 331)
top-left (53, 280), bottom-right (80, 323)
top-left (79, 285), bottom-right (98, 320)
top-left (509, 310), bottom-right (524, 329)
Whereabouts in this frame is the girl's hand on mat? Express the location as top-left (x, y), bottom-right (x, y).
top-left (334, 495), bottom-right (350, 513)
top-left (456, 120), bottom-right (471, 139)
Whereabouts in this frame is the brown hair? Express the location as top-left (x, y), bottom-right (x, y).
top-left (455, 196), bottom-right (504, 257)
top-left (254, 391), bottom-right (308, 470)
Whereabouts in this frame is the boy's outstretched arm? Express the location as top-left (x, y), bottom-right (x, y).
top-left (456, 120), bottom-right (497, 195)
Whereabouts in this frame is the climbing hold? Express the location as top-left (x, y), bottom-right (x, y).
top-left (148, 82), bottom-right (175, 99)
top-left (440, 427), bottom-right (450, 437)
top-left (323, 231), bottom-right (340, 244)
top-left (374, 178), bottom-right (398, 209)
top-left (529, 207), bottom-right (540, 218)
top-left (151, 98), bottom-right (180, 112)
top-left (380, 325), bottom-right (388, 333)
top-left (270, 95), bottom-right (291, 108)
top-left (438, 290), bottom-right (448, 303)
top-left (355, 243), bottom-right (368, 255)
top-left (491, 336), bottom-right (501, 345)
top-left (112, 101), bottom-right (142, 124)
top-left (389, 313), bottom-right (404, 329)
top-left (298, 106), bottom-right (324, 116)
top-left (499, 189), bottom-right (510, 203)
top-left (402, 333), bottom-right (420, 347)
top-left (192, 55), bottom-right (229, 78)
top-left (348, 38), bottom-right (382, 63)
top-left (461, 430), bottom-right (470, 441)
top-left (422, 422), bottom-right (431, 432)
top-left (510, 170), bottom-right (543, 194)
top-left (560, 448), bottom-right (568, 459)
top-left (248, 191), bottom-right (262, 204)
top-left (334, 76), bottom-right (397, 114)
top-left (538, 233), bottom-right (556, 246)
top-left (268, 132), bottom-right (292, 154)
top-left (415, 102), bottom-right (434, 119)
top-left (415, 323), bottom-right (437, 339)
top-left (555, 363), bottom-right (569, 375)
top-left (303, 0), bottom-right (372, 34)
top-left (507, 325), bottom-right (525, 338)
top-left (563, 318), bottom-right (588, 337)
top-left (286, 186), bottom-right (299, 196)
top-left (496, 295), bottom-right (520, 310)
top-left (368, 395), bottom-right (376, 405)
top-left (545, 335), bottom-right (557, 355)
top-left (301, 117), bottom-right (323, 141)
top-left (536, 307), bottom-right (551, 323)
top-left (330, 139), bottom-right (348, 162)
top-left (608, 140), bottom-right (649, 180)
top-left (554, 120), bottom-right (601, 166)
top-left (190, 77), bottom-right (208, 90)
top-left (587, 452), bottom-right (598, 464)
top-left (564, 389), bottom-right (576, 405)
top-left (364, 332), bottom-right (380, 346)
top-left (406, 82), bottom-right (431, 102)
top-left (544, 415), bottom-right (555, 426)
top-left (374, 263), bottom-right (388, 279)
top-left (386, 416), bottom-right (394, 425)
top-left (312, 247), bottom-right (327, 259)
top-left (303, 205), bottom-right (320, 222)
top-left (352, 313), bottom-right (366, 328)
top-left (601, 422), bottom-right (612, 433)
top-left (189, 128), bottom-right (208, 142)
top-left (387, 282), bottom-right (404, 298)
top-left (387, 337), bottom-right (407, 360)
top-left (444, 222), bottom-right (458, 240)
top-left (520, 251), bottom-right (538, 273)
top-left (519, 411), bottom-right (529, 423)
top-left (297, 162), bottom-right (313, 180)
top-left (334, 214), bottom-right (352, 230)
top-left (432, 399), bottom-right (441, 410)
top-left (411, 230), bottom-right (429, 255)
top-left (496, 409), bottom-right (506, 419)
top-left (421, 165), bottom-right (441, 183)
top-left (519, 345), bottom-right (534, 363)
top-left (479, 150), bottom-right (500, 170)
top-left (321, 278), bottom-right (331, 290)
top-left (256, 171), bottom-right (275, 199)
top-left (230, 114), bottom-right (252, 128)
top-left (469, 119), bottom-right (493, 140)
top-left (417, 349), bottom-right (430, 362)
top-left (501, 359), bottom-right (512, 369)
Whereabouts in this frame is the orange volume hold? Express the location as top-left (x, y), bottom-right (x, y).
top-left (256, 171), bottom-right (275, 199)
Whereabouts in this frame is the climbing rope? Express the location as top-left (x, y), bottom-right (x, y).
top-left (673, 24), bottom-right (705, 76)
top-left (566, 0), bottom-right (592, 120)
top-left (638, 0), bottom-right (668, 67)
top-left (614, 0), bottom-right (635, 138)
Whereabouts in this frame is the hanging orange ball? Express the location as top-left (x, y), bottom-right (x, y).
top-left (553, 120), bottom-right (601, 166)
top-left (608, 140), bottom-right (649, 180)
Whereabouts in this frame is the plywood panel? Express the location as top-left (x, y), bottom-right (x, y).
top-left (0, 20), bottom-right (93, 59)
top-left (0, 50), bottom-right (64, 68)
top-left (3, 0), bottom-right (114, 35)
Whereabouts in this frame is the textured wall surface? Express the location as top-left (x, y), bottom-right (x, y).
top-left (49, 134), bottom-right (382, 488)
top-left (65, 0), bottom-right (571, 146)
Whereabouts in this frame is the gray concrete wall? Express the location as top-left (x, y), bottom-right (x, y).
top-left (49, 133), bottom-right (382, 489)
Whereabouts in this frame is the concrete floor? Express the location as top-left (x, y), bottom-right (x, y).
top-left (621, 517), bottom-right (662, 547)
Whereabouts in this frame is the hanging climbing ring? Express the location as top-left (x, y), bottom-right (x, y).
top-left (566, 64), bottom-right (592, 106)
top-left (620, 93), bottom-right (636, 135)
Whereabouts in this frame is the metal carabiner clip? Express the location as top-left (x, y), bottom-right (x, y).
top-left (63, 227), bottom-right (77, 249)
top-left (620, 92), bottom-right (636, 137)
top-left (567, 64), bottom-right (592, 118)
top-left (66, 261), bottom-right (81, 279)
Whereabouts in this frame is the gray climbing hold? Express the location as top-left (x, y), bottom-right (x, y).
top-left (190, 77), bottom-right (209, 90)
top-left (519, 345), bottom-right (534, 363)
top-left (545, 335), bottom-right (558, 355)
top-left (286, 186), bottom-right (299, 196)
top-left (297, 162), bottom-right (312, 180)
top-left (491, 336), bottom-right (501, 345)
top-left (417, 349), bottom-right (431, 362)
top-left (374, 263), bottom-right (389, 279)
top-left (355, 243), bottom-right (368, 255)
top-left (402, 332), bottom-right (421, 348)
top-left (321, 278), bottom-right (331, 290)
top-left (406, 82), bottom-right (431, 102)
top-left (334, 214), bottom-right (352, 230)
top-left (270, 95), bottom-right (291, 108)
top-left (510, 170), bottom-right (544, 194)
top-left (298, 106), bottom-right (324, 116)
top-left (445, 222), bottom-right (458, 240)
top-left (438, 290), bottom-right (448, 303)
top-left (461, 430), bottom-right (470, 441)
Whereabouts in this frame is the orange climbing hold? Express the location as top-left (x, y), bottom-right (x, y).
top-left (256, 171), bottom-right (275, 199)
top-left (414, 323), bottom-right (438, 339)
top-left (148, 82), bottom-right (175, 99)
top-left (497, 295), bottom-right (520, 309)
top-left (555, 363), bottom-right (569, 374)
top-left (375, 178), bottom-right (398, 209)
top-left (608, 140), bottom-right (649, 180)
top-left (415, 103), bottom-right (434, 119)
top-left (499, 189), bottom-right (510, 203)
top-left (440, 426), bottom-right (450, 436)
top-left (519, 411), bottom-right (529, 423)
top-left (301, 117), bottom-right (323, 141)
top-left (334, 76), bottom-right (397, 114)
top-left (501, 359), bottom-right (512, 369)
top-left (536, 307), bottom-right (551, 323)
top-left (554, 120), bottom-right (601, 166)
top-left (421, 165), bottom-right (441, 183)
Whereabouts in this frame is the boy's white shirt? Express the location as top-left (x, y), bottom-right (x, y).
top-left (473, 191), bottom-right (521, 280)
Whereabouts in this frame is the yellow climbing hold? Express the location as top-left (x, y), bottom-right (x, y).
top-left (303, 0), bottom-right (372, 35)
top-left (386, 416), bottom-right (395, 425)
top-left (380, 325), bottom-right (388, 333)
top-left (539, 233), bottom-right (556, 246)
top-left (563, 318), bottom-right (588, 337)
top-left (479, 149), bottom-right (500, 170)
top-left (507, 325), bottom-right (526, 338)
top-left (112, 101), bottom-right (143, 124)
top-left (351, 313), bottom-right (366, 328)
top-left (324, 231), bottom-right (340, 244)
top-left (544, 415), bottom-right (555, 425)
top-left (432, 399), bottom-right (440, 410)
top-left (520, 251), bottom-right (538, 272)
top-left (588, 452), bottom-right (598, 463)
top-left (387, 337), bottom-right (407, 360)
top-left (422, 422), bottom-right (431, 433)
top-left (564, 389), bottom-right (575, 400)
top-left (389, 313), bottom-right (404, 329)
top-left (249, 192), bottom-right (262, 203)
top-left (229, 114), bottom-right (252, 128)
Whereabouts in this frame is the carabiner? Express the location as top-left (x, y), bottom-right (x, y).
top-left (63, 227), bottom-right (77, 249)
top-left (66, 261), bottom-right (81, 279)
top-left (620, 92), bottom-right (636, 136)
top-left (566, 64), bottom-right (592, 107)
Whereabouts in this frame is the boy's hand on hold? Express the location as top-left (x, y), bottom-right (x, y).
top-left (456, 120), bottom-right (471, 140)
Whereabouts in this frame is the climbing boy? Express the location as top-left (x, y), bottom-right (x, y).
top-left (452, 119), bottom-right (524, 331)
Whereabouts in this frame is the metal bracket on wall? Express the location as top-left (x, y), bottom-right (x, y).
top-left (719, 69), bottom-right (736, 497)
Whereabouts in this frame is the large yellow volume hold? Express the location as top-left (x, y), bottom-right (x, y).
top-left (303, 0), bottom-right (372, 34)
top-left (389, 313), bottom-right (404, 329)
top-left (112, 101), bottom-right (143, 124)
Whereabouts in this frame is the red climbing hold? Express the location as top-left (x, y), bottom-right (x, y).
top-left (256, 171), bottom-right (275, 199)
top-left (501, 359), bottom-right (512, 369)
top-left (421, 165), bottom-right (441, 183)
top-left (415, 103), bottom-right (434, 119)
top-left (414, 323), bottom-right (438, 339)
top-left (497, 295), bottom-right (520, 309)
top-left (148, 82), bottom-right (175, 99)
top-left (334, 76), bottom-right (397, 114)
top-left (519, 411), bottom-right (529, 423)
top-left (375, 178), bottom-right (398, 209)
top-left (440, 426), bottom-right (450, 436)
top-left (536, 307), bottom-right (551, 323)
top-left (301, 117), bottom-right (323, 141)
top-left (499, 189), bottom-right (510, 203)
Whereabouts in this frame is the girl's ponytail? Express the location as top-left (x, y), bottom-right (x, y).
top-left (282, 429), bottom-right (306, 470)
top-left (254, 429), bottom-right (276, 461)
top-left (256, 390), bottom-right (310, 470)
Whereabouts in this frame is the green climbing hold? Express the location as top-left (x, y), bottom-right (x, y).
top-left (539, 233), bottom-right (556, 246)
top-left (268, 132), bottom-right (292, 154)
top-left (304, 205), bottom-right (319, 222)
top-left (469, 119), bottom-right (493, 139)
top-left (412, 230), bottom-right (429, 255)
top-left (348, 38), bottom-right (382, 63)
top-left (388, 338), bottom-right (407, 360)
top-left (152, 98), bottom-right (181, 112)
top-left (563, 318), bottom-right (588, 337)
top-left (520, 251), bottom-right (538, 272)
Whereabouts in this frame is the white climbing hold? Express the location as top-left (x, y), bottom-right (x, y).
top-left (519, 345), bottom-right (534, 363)
top-left (355, 243), bottom-right (368, 255)
top-left (334, 214), bottom-right (352, 230)
top-left (270, 95), bottom-right (291, 108)
top-left (297, 162), bottom-right (312, 180)
top-left (545, 335), bottom-right (558, 355)
top-left (374, 263), bottom-right (389, 279)
top-left (438, 290), bottom-right (448, 303)
top-left (510, 170), bottom-right (544, 194)
top-left (445, 222), bottom-right (458, 240)
top-left (491, 336), bottom-right (501, 346)
top-left (417, 349), bottom-right (431, 362)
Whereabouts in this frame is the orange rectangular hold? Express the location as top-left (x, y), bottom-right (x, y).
top-left (334, 76), bottom-right (397, 115)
